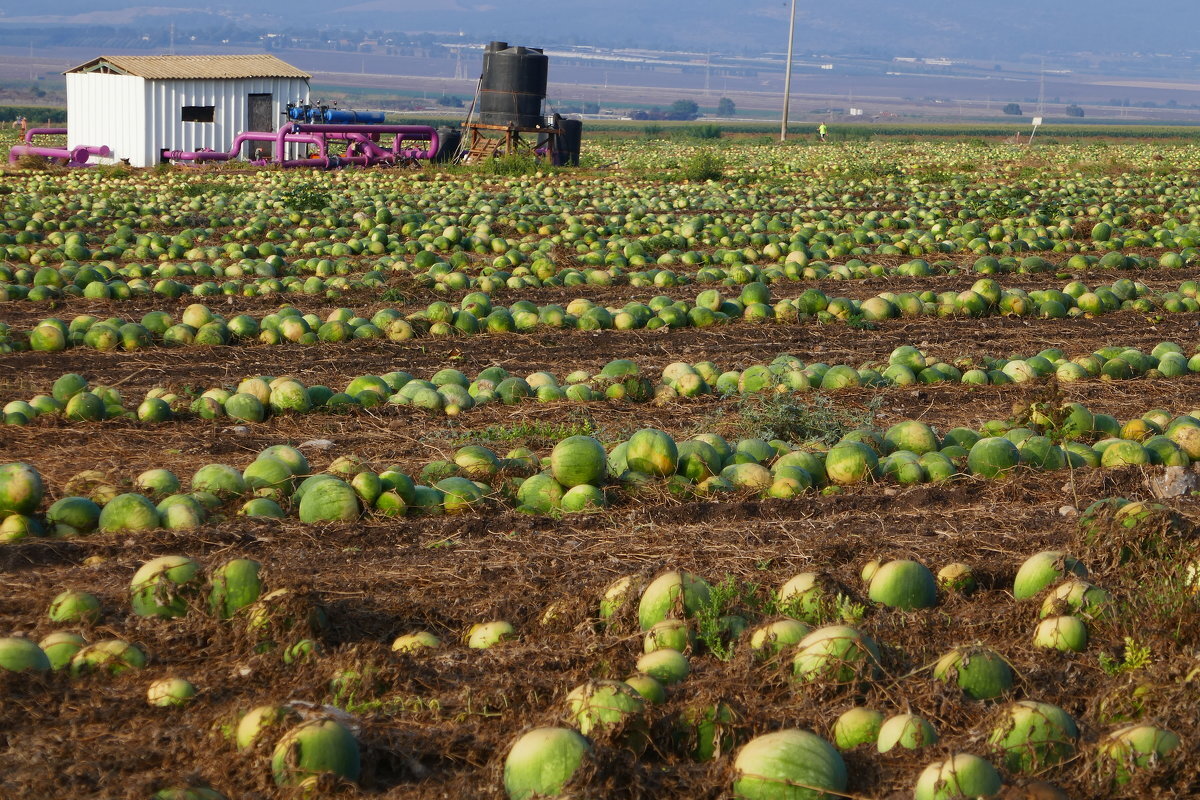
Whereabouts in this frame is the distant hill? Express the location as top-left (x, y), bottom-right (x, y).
top-left (3, 0), bottom-right (1198, 60)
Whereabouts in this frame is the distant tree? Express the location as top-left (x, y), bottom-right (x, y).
top-left (583, 101), bottom-right (600, 115)
top-left (716, 97), bottom-right (736, 116)
top-left (667, 99), bottom-right (700, 120)
top-left (436, 95), bottom-right (463, 108)
top-left (1002, 103), bottom-right (1023, 116)
top-left (1064, 104), bottom-right (1084, 118)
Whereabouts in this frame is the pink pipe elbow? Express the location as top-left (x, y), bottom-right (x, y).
top-left (24, 127), bottom-right (66, 144)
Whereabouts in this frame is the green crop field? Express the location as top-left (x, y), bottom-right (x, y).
top-left (0, 136), bottom-right (1198, 799)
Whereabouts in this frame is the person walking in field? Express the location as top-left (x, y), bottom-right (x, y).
top-left (818, 122), bottom-right (827, 142)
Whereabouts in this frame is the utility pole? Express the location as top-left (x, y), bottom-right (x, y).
top-left (1037, 58), bottom-right (1045, 116)
top-left (780, 0), bottom-right (797, 141)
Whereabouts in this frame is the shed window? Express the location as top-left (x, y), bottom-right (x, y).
top-left (182, 106), bottom-right (215, 123)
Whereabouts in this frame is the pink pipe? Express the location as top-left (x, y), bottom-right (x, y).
top-left (289, 123), bottom-right (439, 160)
top-left (24, 127), bottom-right (66, 144)
top-left (165, 122), bottom-right (436, 167)
top-left (279, 155), bottom-right (373, 169)
top-left (68, 145), bottom-right (112, 165)
top-left (319, 131), bottom-right (396, 163)
top-left (164, 127), bottom-right (304, 162)
top-left (8, 144), bottom-right (111, 166)
top-left (274, 133), bottom-right (328, 163)
top-left (275, 120), bottom-right (297, 161)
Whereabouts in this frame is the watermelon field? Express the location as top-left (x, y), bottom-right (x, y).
top-left (2, 137), bottom-right (1200, 799)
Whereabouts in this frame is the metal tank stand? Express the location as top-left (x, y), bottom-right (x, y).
top-left (462, 121), bottom-right (562, 164)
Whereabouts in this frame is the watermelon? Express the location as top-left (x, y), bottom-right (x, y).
top-left (46, 496), bottom-right (101, 535)
top-left (933, 646), bottom-right (1013, 700)
top-left (130, 555), bottom-right (203, 618)
top-left (867, 559), bottom-right (938, 610)
top-left (208, 558), bottom-right (263, 619)
top-left (391, 631), bottom-right (441, 653)
top-left (561, 484), bottom-right (606, 512)
top-left (625, 428), bottom-right (679, 476)
top-left (1033, 615), bottom-right (1088, 652)
top-left (69, 639), bottom-right (147, 676)
top-left (516, 472), bottom-right (566, 513)
top-left (877, 714), bottom-right (938, 752)
top-left (635, 648), bottom-right (690, 684)
top-left (987, 701), bottom-right (1077, 774)
top-left (550, 435), bottom-right (607, 487)
top-left (38, 631), bottom-right (85, 670)
top-left (467, 621), bottom-right (515, 649)
top-left (1098, 725), bottom-right (1181, 785)
top-left (638, 571), bottom-right (713, 630)
top-left (147, 677), bottom-right (197, 707)
top-left (792, 625), bottom-right (881, 684)
top-left (914, 753), bottom-right (1002, 800)
top-left (884, 420), bottom-right (940, 455)
top-left (98, 493), bottom-right (161, 532)
top-left (832, 707), bottom-right (883, 750)
top-left (224, 393), bottom-right (265, 423)
top-left (135, 469), bottom-right (181, 497)
top-left (503, 727), bottom-right (591, 800)
top-left (566, 680), bottom-right (647, 750)
top-left (749, 619), bottom-right (812, 655)
top-left (298, 478), bottom-right (360, 523)
top-left (191, 463), bottom-right (246, 497)
top-left (1013, 551), bottom-right (1088, 600)
top-left (967, 437), bottom-right (1021, 478)
top-left (824, 442), bottom-right (878, 485)
top-left (732, 729), bottom-right (848, 800)
top-left (0, 636), bottom-right (51, 672)
top-left (0, 462), bottom-right (43, 517)
top-left (271, 719), bottom-right (361, 787)
top-left (47, 590), bottom-right (101, 624)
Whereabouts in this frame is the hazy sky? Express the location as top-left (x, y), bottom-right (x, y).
top-left (1, 0), bottom-right (1198, 60)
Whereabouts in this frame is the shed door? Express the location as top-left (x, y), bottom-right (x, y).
top-left (247, 94), bottom-right (273, 159)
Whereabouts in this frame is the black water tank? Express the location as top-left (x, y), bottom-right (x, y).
top-left (433, 127), bottom-right (462, 162)
top-left (479, 41), bottom-right (548, 128)
top-left (557, 119), bottom-right (583, 166)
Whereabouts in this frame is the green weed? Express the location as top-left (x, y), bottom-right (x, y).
top-left (477, 153), bottom-right (548, 177)
top-left (678, 150), bottom-right (725, 182)
top-left (1099, 637), bottom-right (1153, 677)
top-left (281, 186), bottom-right (331, 212)
top-left (695, 576), bottom-right (761, 662)
top-left (457, 414), bottom-right (598, 447)
top-left (729, 393), bottom-right (881, 446)
top-left (181, 181), bottom-right (244, 198)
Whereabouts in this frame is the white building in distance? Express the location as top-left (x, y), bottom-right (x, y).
top-left (64, 54), bottom-right (311, 167)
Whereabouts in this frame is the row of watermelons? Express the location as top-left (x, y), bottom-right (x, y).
top-left (10, 338), bottom-right (1200, 426)
top-left (0, 237), bottom-right (1189, 301)
top-left (3, 404), bottom-right (1200, 539)
top-left (6, 273), bottom-right (1198, 356)
top-left (3, 546), bottom-right (1184, 798)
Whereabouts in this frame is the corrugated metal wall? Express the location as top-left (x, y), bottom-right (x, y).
top-left (67, 74), bottom-right (146, 166)
top-left (144, 77), bottom-right (309, 165)
top-left (66, 74), bottom-right (309, 167)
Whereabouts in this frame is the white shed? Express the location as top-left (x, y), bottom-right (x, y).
top-left (64, 55), bottom-right (311, 167)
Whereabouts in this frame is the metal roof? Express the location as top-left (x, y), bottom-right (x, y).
top-left (65, 55), bottom-right (311, 81)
